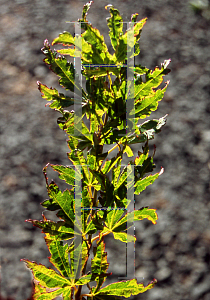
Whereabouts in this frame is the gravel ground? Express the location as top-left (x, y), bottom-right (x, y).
top-left (0, 0), bottom-right (210, 299)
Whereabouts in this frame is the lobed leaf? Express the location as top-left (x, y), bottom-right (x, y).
top-left (134, 168), bottom-right (164, 194)
top-left (32, 284), bottom-right (71, 300)
top-left (56, 36), bottom-right (92, 62)
top-left (21, 259), bottom-right (71, 289)
top-left (113, 18), bottom-right (147, 64)
top-left (134, 207), bottom-right (158, 224)
top-left (105, 208), bottom-right (124, 230)
top-left (80, 24), bottom-right (114, 65)
top-left (113, 232), bottom-right (136, 242)
top-left (99, 208), bottom-right (136, 243)
top-left (50, 188), bottom-right (75, 224)
top-left (135, 82), bottom-right (170, 119)
top-left (28, 219), bottom-right (77, 240)
top-left (95, 278), bottom-right (157, 297)
top-left (50, 164), bottom-right (76, 186)
top-left (135, 60), bottom-right (170, 99)
top-left (68, 240), bottom-right (89, 279)
top-left (105, 4), bottom-right (123, 51)
top-left (41, 40), bottom-right (86, 98)
top-left (44, 234), bottom-right (72, 279)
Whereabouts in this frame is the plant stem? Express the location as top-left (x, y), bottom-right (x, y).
top-left (91, 230), bottom-right (110, 243)
top-left (75, 285), bottom-right (82, 300)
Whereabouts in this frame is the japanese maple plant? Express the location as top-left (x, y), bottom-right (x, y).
top-left (21, 1), bottom-right (170, 299)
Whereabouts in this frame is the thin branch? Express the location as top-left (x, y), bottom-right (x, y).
top-left (91, 230), bottom-right (110, 243)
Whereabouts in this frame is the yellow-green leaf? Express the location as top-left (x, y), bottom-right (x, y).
top-left (124, 145), bottom-right (134, 157)
top-left (134, 207), bottom-right (158, 224)
top-left (113, 232), bottom-right (136, 242)
top-left (21, 259), bottom-right (71, 289)
top-left (52, 31), bottom-right (74, 46)
top-left (134, 171), bottom-right (161, 194)
top-left (96, 278), bottom-right (157, 297)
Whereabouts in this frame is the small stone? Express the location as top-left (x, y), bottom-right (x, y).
top-left (191, 275), bottom-right (210, 299)
top-left (155, 267), bottom-right (172, 281)
top-left (204, 292), bottom-right (210, 300)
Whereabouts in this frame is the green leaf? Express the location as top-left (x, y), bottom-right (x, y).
top-left (81, 24), bottom-right (113, 65)
top-left (56, 36), bottom-right (93, 62)
top-left (84, 218), bottom-right (97, 235)
top-left (50, 165), bottom-right (75, 185)
top-left (33, 284), bottom-right (71, 300)
top-left (134, 143), bottom-right (149, 166)
top-left (105, 5), bottom-right (123, 51)
top-left (43, 179), bottom-right (62, 211)
top-left (112, 160), bottom-right (122, 189)
top-left (87, 294), bottom-right (120, 300)
top-left (100, 127), bottom-right (126, 145)
top-left (41, 198), bottom-right (60, 211)
top-left (67, 119), bottom-right (92, 141)
top-left (83, 66), bottom-right (120, 79)
top-left (96, 278), bottom-right (157, 297)
top-left (44, 234), bottom-right (72, 279)
top-left (135, 64), bottom-right (149, 75)
top-left (113, 18), bottom-right (147, 64)
top-left (134, 207), bottom-right (158, 224)
top-left (57, 104), bottom-right (92, 142)
top-left (67, 149), bottom-right (90, 182)
top-left (37, 82), bottom-right (62, 101)
top-left (81, 0), bottom-right (93, 23)
top-left (134, 168), bottom-right (164, 194)
top-left (75, 274), bottom-right (92, 285)
top-left (135, 82), bottom-right (170, 119)
top-left (52, 31), bottom-right (74, 46)
top-left (135, 156), bottom-right (156, 179)
top-left (138, 115), bottom-right (167, 136)
top-left (91, 210), bottom-right (107, 231)
top-left (98, 179), bottom-right (115, 207)
top-left (114, 167), bottom-right (132, 195)
top-left (126, 116), bottom-right (167, 146)
top-left (68, 240), bottom-right (89, 279)
top-left (42, 40), bottom-right (86, 98)
top-left (52, 189), bottom-right (75, 225)
top-left (113, 232), bottom-right (136, 242)
top-left (101, 156), bottom-right (122, 175)
top-left (29, 219), bottom-right (82, 240)
top-left (104, 208), bottom-right (124, 231)
top-left (38, 82), bottom-right (88, 113)
top-left (134, 60), bottom-right (171, 119)
top-left (101, 208), bottom-right (136, 243)
top-left (21, 259), bottom-right (71, 289)
top-left (123, 144), bottom-right (134, 157)
top-left (91, 240), bottom-right (109, 292)
top-left (87, 153), bottom-right (97, 170)
top-left (114, 166), bottom-right (127, 191)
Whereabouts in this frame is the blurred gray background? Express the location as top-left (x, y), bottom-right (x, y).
top-left (0, 0), bottom-right (210, 299)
